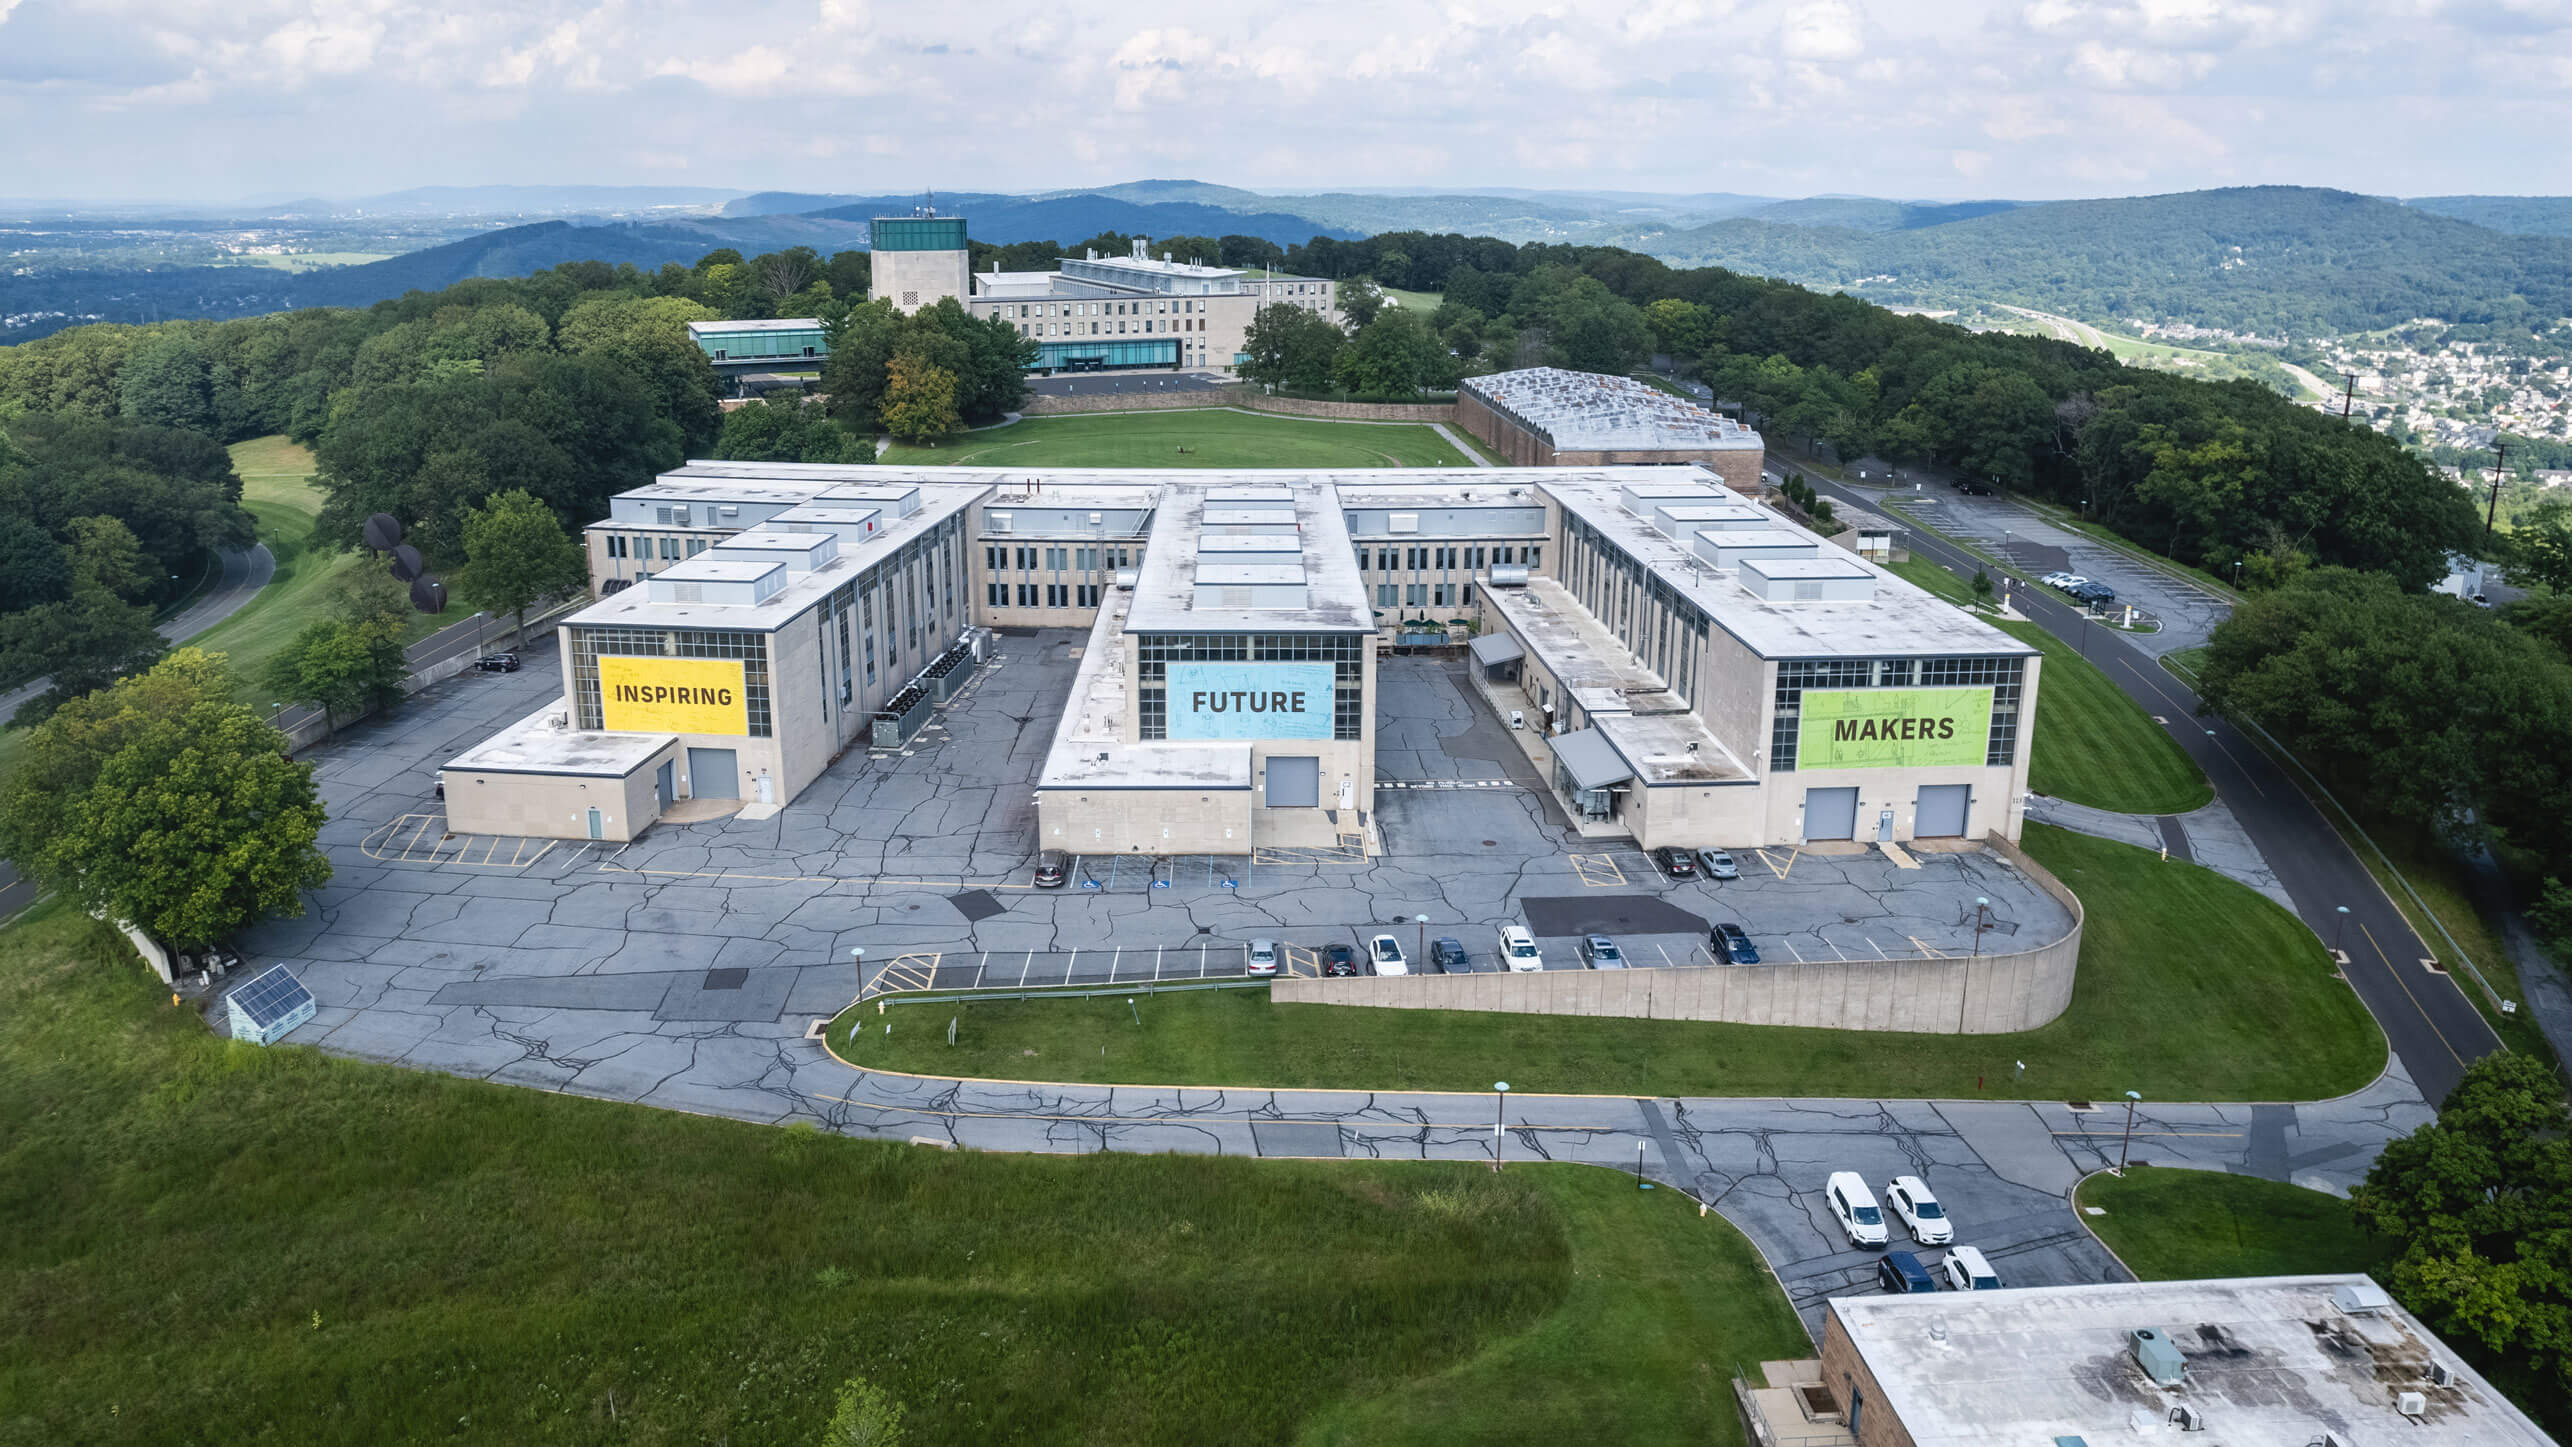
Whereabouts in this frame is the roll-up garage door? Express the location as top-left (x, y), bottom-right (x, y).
top-left (1802, 786), bottom-right (1859, 841)
top-left (687, 748), bottom-right (739, 799)
top-left (1914, 784), bottom-right (1971, 838)
top-left (1266, 755), bottom-right (1320, 808)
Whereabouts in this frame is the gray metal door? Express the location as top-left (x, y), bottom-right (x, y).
top-left (1803, 787), bottom-right (1859, 841)
top-left (585, 807), bottom-right (603, 840)
top-left (655, 761), bottom-right (675, 811)
top-left (687, 748), bottom-right (739, 799)
top-left (1877, 809), bottom-right (1895, 843)
top-left (1915, 784), bottom-right (1971, 838)
top-left (1267, 755), bottom-right (1319, 808)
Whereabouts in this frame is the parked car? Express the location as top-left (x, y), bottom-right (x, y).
top-left (1246, 939), bottom-right (1280, 977)
top-left (1323, 943), bottom-right (1359, 977)
top-left (474, 652), bottom-right (520, 673)
top-left (1827, 1171), bottom-right (1889, 1248)
top-left (1580, 934), bottom-right (1625, 968)
top-left (1431, 937), bottom-right (1470, 974)
top-left (1032, 850), bottom-right (1067, 888)
top-left (2073, 583), bottom-right (2117, 608)
top-left (1955, 480), bottom-right (1994, 496)
top-left (1496, 924), bottom-right (1544, 972)
top-left (1654, 846), bottom-right (1698, 880)
top-left (1367, 934), bottom-right (1408, 976)
top-left (1697, 848), bottom-right (1739, 880)
top-left (1884, 1175), bottom-right (1953, 1246)
top-left (2049, 575), bottom-right (2089, 593)
top-left (1876, 1250), bottom-right (1938, 1293)
top-left (1710, 922), bottom-right (1760, 964)
top-left (2038, 571), bottom-right (2073, 588)
top-left (1940, 1245), bottom-right (2003, 1291)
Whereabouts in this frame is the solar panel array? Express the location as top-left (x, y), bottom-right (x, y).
top-left (229, 965), bottom-right (313, 1029)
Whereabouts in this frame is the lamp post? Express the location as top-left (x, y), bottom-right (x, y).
top-left (2333, 905), bottom-right (2351, 957)
top-left (1493, 1081), bottom-right (1510, 1171)
top-left (1415, 914), bottom-right (1430, 968)
top-left (2117, 1090), bottom-right (2142, 1175)
top-left (1970, 896), bottom-right (1992, 967)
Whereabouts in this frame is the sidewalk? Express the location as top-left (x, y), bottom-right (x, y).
top-left (2026, 794), bottom-right (2293, 910)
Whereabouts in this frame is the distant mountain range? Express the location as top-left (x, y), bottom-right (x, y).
top-left (8, 177), bottom-right (2572, 346)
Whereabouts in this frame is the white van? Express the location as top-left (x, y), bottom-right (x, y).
top-left (1496, 925), bottom-right (1544, 972)
top-left (1826, 1170), bottom-right (1889, 1248)
top-left (1941, 1245), bottom-right (2002, 1291)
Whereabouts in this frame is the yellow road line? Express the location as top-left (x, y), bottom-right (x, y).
top-left (2359, 920), bottom-right (2465, 1067)
top-left (1908, 935), bottom-right (1944, 958)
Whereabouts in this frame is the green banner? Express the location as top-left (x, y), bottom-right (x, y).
top-left (1797, 687), bottom-right (1992, 770)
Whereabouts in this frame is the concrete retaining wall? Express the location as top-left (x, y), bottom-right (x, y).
top-left (1017, 389), bottom-right (1458, 423)
top-left (1271, 832), bottom-right (2084, 1034)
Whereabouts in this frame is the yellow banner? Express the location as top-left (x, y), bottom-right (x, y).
top-left (599, 656), bottom-right (748, 736)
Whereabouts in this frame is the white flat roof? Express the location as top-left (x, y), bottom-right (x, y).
top-left (1739, 555), bottom-right (1873, 579)
top-left (1127, 478), bottom-right (1370, 632)
top-left (686, 317), bottom-right (823, 333)
top-left (654, 556), bottom-right (785, 582)
top-left (1831, 1275), bottom-right (2552, 1446)
top-left (1539, 471), bottom-right (2034, 661)
top-left (1037, 591), bottom-right (1255, 790)
top-left (1194, 564), bottom-right (1306, 585)
top-left (1466, 367), bottom-right (1761, 453)
top-left (444, 700), bottom-right (672, 778)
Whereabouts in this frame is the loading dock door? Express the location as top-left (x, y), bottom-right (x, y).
top-left (1267, 755), bottom-right (1320, 808)
top-left (1803, 786), bottom-right (1859, 842)
top-left (1915, 784), bottom-right (1971, 838)
top-left (687, 748), bottom-right (739, 799)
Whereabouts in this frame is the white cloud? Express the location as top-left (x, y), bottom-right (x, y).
top-left (1780, 0), bottom-right (1868, 58)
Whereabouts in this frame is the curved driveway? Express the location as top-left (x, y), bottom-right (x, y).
top-left (0, 541), bottom-right (275, 724)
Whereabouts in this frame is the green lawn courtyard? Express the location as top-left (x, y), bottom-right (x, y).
top-left (847, 824), bottom-right (2383, 1103)
top-left (2077, 1167), bottom-right (2390, 1281)
top-left (881, 408), bottom-right (1472, 469)
top-left (0, 901), bottom-right (1809, 1446)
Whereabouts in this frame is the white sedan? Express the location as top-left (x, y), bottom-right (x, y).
top-left (1884, 1175), bottom-right (1953, 1246)
top-left (1367, 934), bottom-right (1408, 976)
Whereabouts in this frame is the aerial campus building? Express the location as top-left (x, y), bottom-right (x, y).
top-left (1458, 368), bottom-right (1767, 488)
top-left (444, 448), bottom-right (2041, 854)
top-left (685, 214), bottom-right (1341, 386)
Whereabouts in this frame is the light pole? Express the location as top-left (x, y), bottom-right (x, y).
top-left (1493, 1081), bottom-right (1510, 1171)
top-left (2333, 905), bottom-right (2351, 958)
top-left (2116, 1090), bottom-right (2142, 1175)
top-left (1970, 896), bottom-right (1991, 967)
top-left (1415, 914), bottom-right (1430, 967)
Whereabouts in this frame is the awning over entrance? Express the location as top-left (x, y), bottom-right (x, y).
top-left (1468, 633), bottom-right (1524, 666)
top-left (1551, 728), bottom-right (1633, 791)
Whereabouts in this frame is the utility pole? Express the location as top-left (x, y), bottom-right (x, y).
top-left (2487, 441), bottom-right (2509, 543)
top-left (2341, 372), bottom-right (2357, 419)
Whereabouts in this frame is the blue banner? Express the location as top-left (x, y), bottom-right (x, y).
top-left (1166, 662), bottom-right (1334, 741)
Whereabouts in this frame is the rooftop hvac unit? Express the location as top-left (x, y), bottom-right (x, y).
top-left (1488, 564), bottom-right (1530, 588)
top-left (2129, 1328), bottom-right (2186, 1387)
top-left (2398, 1392), bottom-right (2428, 1419)
top-left (2168, 1405), bottom-right (2203, 1432)
top-left (2430, 1362), bottom-right (2455, 1387)
top-left (989, 513), bottom-right (1013, 532)
top-left (1114, 571), bottom-right (1137, 591)
top-left (719, 505), bottom-right (739, 517)
top-left (2332, 1282), bottom-right (2394, 1315)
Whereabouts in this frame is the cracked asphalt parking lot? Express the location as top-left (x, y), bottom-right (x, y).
top-left (243, 628), bottom-right (2160, 1332)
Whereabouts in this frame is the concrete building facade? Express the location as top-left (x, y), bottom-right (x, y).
top-left (449, 460), bottom-right (2038, 858)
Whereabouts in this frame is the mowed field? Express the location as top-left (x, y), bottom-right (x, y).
top-left (0, 902), bottom-right (1808, 1447)
top-left (190, 436), bottom-right (440, 705)
top-left (880, 409), bottom-right (1472, 469)
top-left (849, 825), bottom-right (2382, 1103)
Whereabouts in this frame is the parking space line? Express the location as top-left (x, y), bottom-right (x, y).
top-left (1017, 951), bottom-right (1033, 985)
top-left (1908, 935), bottom-right (1944, 958)
top-left (1783, 938), bottom-right (1806, 963)
top-left (1109, 947), bottom-right (1122, 980)
top-left (1825, 937), bottom-right (1848, 961)
top-left (1870, 939), bottom-right (1888, 958)
top-left (1655, 943), bottom-right (1675, 967)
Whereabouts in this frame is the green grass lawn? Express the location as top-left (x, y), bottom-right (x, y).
top-left (848, 824), bottom-right (2382, 1102)
top-left (1892, 559), bottom-right (2211, 815)
top-left (186, 436), bottom-right (441, 707)
top-left (0, 901), bottom-right (1811, 1446)
top-left (1379, 286), bottom-right (1443, 316)
top-left (2077, 1168), bottom-right (2390, 1280)
top-left (881, 409), bottom-right (1469, 469)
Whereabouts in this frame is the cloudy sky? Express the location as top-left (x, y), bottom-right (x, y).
top-left (3, 0), bottom-right (2569, 203)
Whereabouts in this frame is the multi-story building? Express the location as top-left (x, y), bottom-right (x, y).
top-left (444, 459), bottom-right (2038, 856)
top-left (1459, 368), bottom-right (1765, 488)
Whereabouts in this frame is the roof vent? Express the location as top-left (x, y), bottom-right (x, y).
top-left (2130, 1327), bottom-right (2186, 1387)
top-left (2333, 1282), bottom-right (2394, 1315)
top-left (2399, 1391), bottom-right (2428, 1418)
top-left (2168, 1404), bottom-right (2204, 1432)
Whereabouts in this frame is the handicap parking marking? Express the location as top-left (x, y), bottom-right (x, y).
top-left (1282, 944), bottom-right (1322, 979)
top-left (1568, 852), bottom-right (1626, 887)
top-left (1754, 847), bottom-right (1800, 879)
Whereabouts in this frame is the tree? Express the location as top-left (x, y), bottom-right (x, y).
top-left (2510, 500), bottom-right (2572, 594)
top-left (816, 1376), bottom-right (906, 1447)
top-left (716, 397), bottom-right (868, 464)
top-left (61, 515), bottom-right (152, 602)
top-left (1337, 278), bottom-right (1386, 330)
top-left (0, 515), bottom-right (70, 612)
top-left (0, 589), bottom-right (169, 726)
top-left (1238, 303), bottom-right (1344, 393)
top-left (117, 332), bottom-right (221, 436)
top-left (264, 615), bottom-right (409, 732)
top-left (454, 488), bottom-right (588, 642)
top-left (879, 354), bottom-right (962, 443)
top-left (1332, 310), bottom-right (1446, 397)
top-left (1643, 298), bottom-right (1715, 363)
top-left (2353, 1053), bottom-right (2572, 1412)
top-left (1972, 568), bottom-right (1995, 610)
top-left (0, 649), bottom-right (330, 948)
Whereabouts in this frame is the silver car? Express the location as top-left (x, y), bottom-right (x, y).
top-left (1579, 934), bottom-right (1625, 969)
top-left (1697, 848), bottom-right (1739, 880)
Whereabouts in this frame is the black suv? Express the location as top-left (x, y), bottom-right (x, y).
top-left (474, 652), bottom-right (520, 673)
top-left (1431, 938), bottom-right (1471, 974)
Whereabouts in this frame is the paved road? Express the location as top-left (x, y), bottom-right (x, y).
top-left (1819, 475), bottom-right (2502, 1103)
top-left (0, 541), bottom-right (275, 722)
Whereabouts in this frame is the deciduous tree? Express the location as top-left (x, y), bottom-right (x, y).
top-left (454, 487), bottom-right (588, 642)
top-left (264, 615), bottom-right (409, 732)
top-left (880, 354), bottom-right (962, 443)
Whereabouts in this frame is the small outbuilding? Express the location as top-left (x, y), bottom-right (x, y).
top-left (225, 965), bottom-right (316, 1046)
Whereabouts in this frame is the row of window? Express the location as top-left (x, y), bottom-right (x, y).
top-left (605, 535), bottom-right (706, 562)
top-left (571, 626), bottom-right (775, 737)
top-left (998, 298), bottom-right (1209, 320)
top-left (1561, 515), bottom-right (1709, 709)
top-left (1360, 543), bottom-right (1539, 573)
top-left (986, 582), bottom-right (1106, 608)
top-left (1376, 583), bottom-right (1473, 608)
top-left (1018, 318), bottom-right (1204, 339)
top-left (984, 545), bottom-right (1133, 574)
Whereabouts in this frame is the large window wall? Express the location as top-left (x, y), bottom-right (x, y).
top-left (1767, 656), bottom-right (2024, 772)
top-left (1134, 632), bottom-right (1366, 741)
top-left (1557, 513), bottom-right (1709, 708)
top-left (571, 626), bottom-right (773, 737)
